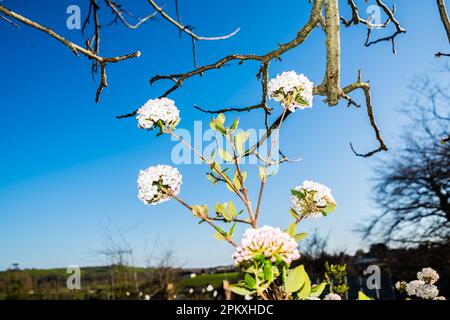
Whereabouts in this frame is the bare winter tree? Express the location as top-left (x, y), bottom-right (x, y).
top-left (141, 240), bottom-right (180, 300)
top-left (95, 219), bottom-right (141, 299)
top-left (95, 219), bottom-right (181, 300)
top-left (361, 69), bottom-right (450, 247)
top-left (300, 229), bottom-right (329, 260)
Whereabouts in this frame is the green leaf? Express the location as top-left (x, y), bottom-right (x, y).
top-left (245, 274), bottom-right (256, 289)
top-left (229, 118), bottom-right (239, 131)
top-left (217, 113), bottom-right (225, 125)
top-left (227, 201), bottom-right (237, 216)
top-left (310, 282), bottom-right (327, 297)
top-left (358, 291), bottom-right (373, 300)
top-left (215, 202), bottom-right (237, 221)
top-left (258, 166), bottom-right (266, 182)
top-left (234, 134), bottom-right (243, 154)
top-left (233, 170), bottom-right (247, 190)
top-left (228, 223), bottom-right (237, 236)
top-left (285, 265), bottom-right (306, 293)
top-left (210, 114), bottom-right (226, 134)
top-left (215, 202), bottom-right (225, 216)
top-left (294, 232), bottom-right (308, 242)
top-left (213, 225), bottom-right (227, 236)
top-left (290, 189), bottom-right (305, 199)
top-left (298, 271), bottom-right (311, 299)
top-left (289, 208), bottom-right (300, 220)
top-left (229, 284), bottom-right (254, 296)
top-left (323, 202), bottom-right (337, 214)
top-left (214, 232), bottom-right (227, 241)
top-left (286, 223), bottom-right (296, 237)
top-left (222, 211), bottom-right (233, 222)
top-left (263, 261), bottom-right (274, 283)
top-left (191, 205), bottom-right (209, 218)
top-left (218, 148), bottom-right (233, 162)
top-left (209, 149), bottom-right (216, 162)
top-left (234, 131), bottom-right (250, 154)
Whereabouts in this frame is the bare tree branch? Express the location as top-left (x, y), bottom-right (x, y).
top-left (0, 4), bottom-right (141, 103)
top-left (147, 0), bottom-right (240, 41)
top-left (105, 0), bottom-right (159, 29)
top-left (437, 0), bottom-right (450, 42)
top-left (0, 14), bottom-right (19, 27)
top-left (341, 0), bottom-right (406, 54)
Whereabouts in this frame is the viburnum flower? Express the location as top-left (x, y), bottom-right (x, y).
top-left (396, 268), bottom-right (444, 300)
top-left (324, 293), bottom-right (342, 300)
top-left (405, 280), bottom-right (425, 296)
top-left (137, 165), bottom-right (182, 205)
top-left (136, 97), bottom-right (180, 130)
top-left (415, 283), bottom-right (439, 300)
top-left (395, 281), bottom-right (407, 292)
top-left (233, 226), bottom-right (300, 266)
top-left (268, 71), bottom-right (314, 112)
top-left (417, 267), bottom-right (439, 285)
top-left (290, 180), bottom-right (336, 219)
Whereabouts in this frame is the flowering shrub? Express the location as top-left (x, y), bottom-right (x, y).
top-left (130, 71), bottom-right (342, 300)
top-left (131, 70), bottom-right (432, 301)
top-left (396, 268), bottom-right (445, 300)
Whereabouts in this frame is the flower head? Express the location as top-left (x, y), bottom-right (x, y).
top-left (415, 283), bottom-right (439, 300)
top-left (233, 226), bottom-right (300, 266)
top-left (417, 267), bottom-right (439, 284)
top-left (268, 71), bottom-right (313, 112)
top-left (395, 280), bottom-right (407, 293)
top-left (405, 280), bottom-right (425, 296)
top-left (136, 97), bottom-right (180, 130)
top-left (290, 180), bottom-right (336, 219)
top-left (137, 165), bottom-right (182, 205)
top-left (324, 293), bottom-right (342, 300)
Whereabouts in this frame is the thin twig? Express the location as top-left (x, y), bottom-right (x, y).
top-left (147, 0), bottom-right (240, 41)
top-left (105, 0), bottom-right (159, 29)
top-left (0, 4), bottom-right (140, 103)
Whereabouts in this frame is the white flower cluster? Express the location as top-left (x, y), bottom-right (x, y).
top-left (136, 97), bottom-right (180, 130)
top-left (417, 267), bottom-right (439, 284)
top-left (290, 180), bottom-right (336, 219)
top-left (137, 165), bottom-right (182, 205)
top-left (396, 267), bottom-right (445, 300)
top-left (324, 293), bottom-right (342, 300)
top-left (268, 71), bottom-right (314, 112)
top-left (233, 226), bottom-right (300, 266)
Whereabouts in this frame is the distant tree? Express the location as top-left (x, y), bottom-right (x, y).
top-left (95, 219), bottom-right (141, 299)
top-left (141, 240), bottom-right (179, 300)
top-left (362, 70), bottom-right (450, 247)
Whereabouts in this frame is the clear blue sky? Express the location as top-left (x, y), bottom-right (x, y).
top-left (0, 0), bottom-right (447, 270)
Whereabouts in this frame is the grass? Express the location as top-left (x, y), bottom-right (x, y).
top-left (177, 272), bottom-right (241, 288)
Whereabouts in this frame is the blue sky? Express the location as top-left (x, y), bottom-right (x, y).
top-left (0, 0), bottom-right (447, 270)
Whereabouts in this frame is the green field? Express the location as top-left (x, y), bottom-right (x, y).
top-left (177, 272), bottom-right (241, 288)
